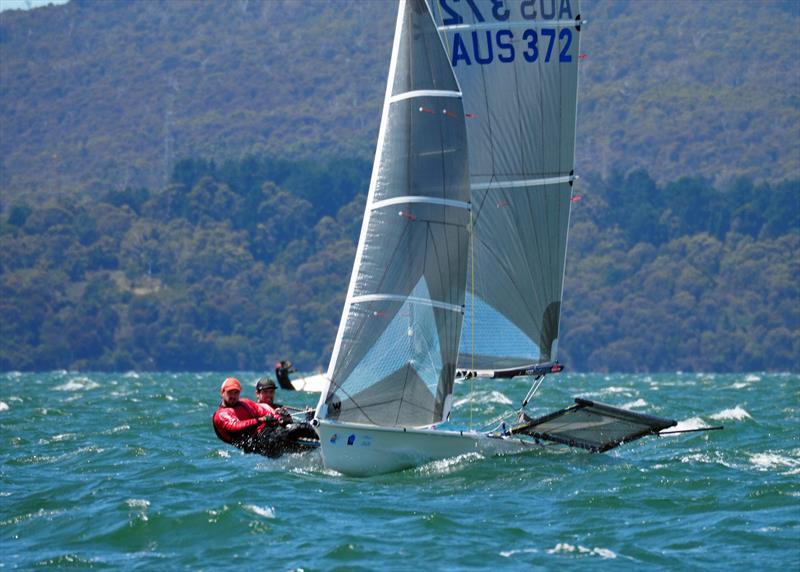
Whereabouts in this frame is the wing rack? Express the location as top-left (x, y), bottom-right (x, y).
top-left (510, 398), bottom-right (678, 453)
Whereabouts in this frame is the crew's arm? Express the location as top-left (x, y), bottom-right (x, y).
top-left (216, 408), bottom-right (261, 433)
top-left (255, 403), bottom-right (286, 426)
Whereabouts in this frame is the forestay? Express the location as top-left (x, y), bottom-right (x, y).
top-left (319, 0), bottom-right (470, 428)
top-left (428, 0), bottom-right (582, 374)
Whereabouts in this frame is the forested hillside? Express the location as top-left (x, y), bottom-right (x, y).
top-left (1, 0), bottom-right (798, 201)
top-left (1, 1), bottom-right (798, 372)
top-left (1, 157), bottom-right (797, 372)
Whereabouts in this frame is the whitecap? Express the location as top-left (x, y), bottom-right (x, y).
top-left (126, 499), bottom-right (150, 509)
top-left (454, 390), bottom-right (512, 408)
top-left (55, 377), bottom-right (100, 391)
top-left (710, 406), bottom-right (752, 421)
top-left (749, 452), bottom-right (800, 472)
top-left (417, 452), bottom-right (484, 475)
top-left (126, 498), bottom-right (150, 522)
top-left (0, 508), bottom-right (64, 526)
top-left (500, 548), bottom-right (539, 557)
top-left (243, 504), bottom-right (276, 519)
top-left (546, 543), bottom-right (616, 559)
top-left (604, 386), bottom-right (632, 394)
top-left (677, 451), bottom-right (750, 471)
top-left (662, 417), bottom-right (709, 435)
top-left (37, 434), bottom-right (82, 447)
top-left (102, 425), bottom-right (130, 435)
top-left (621, 399), bottom-right (648, 409)
top-left (0, 402), bottom-right (9, 412)
top-left (733, 374), bottom-right (761, 388)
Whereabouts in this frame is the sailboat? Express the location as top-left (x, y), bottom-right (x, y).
top-left (311, 0), bottom-right (684, 476)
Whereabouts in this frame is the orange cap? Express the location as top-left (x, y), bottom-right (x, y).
top-left (220, 377), bottom-right (241, 393)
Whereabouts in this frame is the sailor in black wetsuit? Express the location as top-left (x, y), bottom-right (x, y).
top-left (254, 377), bottom-right (317, 455)
top-left (275, 360), bottom-right (296, 391)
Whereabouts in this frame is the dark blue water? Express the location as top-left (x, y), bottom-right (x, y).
top-left (1, 372), bottom-right (798, 570)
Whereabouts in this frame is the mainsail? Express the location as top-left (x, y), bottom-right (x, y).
top-left (319, 0), bottom-right (470, 428)
top-left (428, 0), bottom-right (582, 374)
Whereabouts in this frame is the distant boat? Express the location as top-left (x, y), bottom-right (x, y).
top-left (288, 373), bottom-right (328, 393)
top-left (310, 0), bottom-right (688, 476)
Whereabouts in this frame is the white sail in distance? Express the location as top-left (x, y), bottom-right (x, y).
top-left (428, 0), bottom-right (582, 374)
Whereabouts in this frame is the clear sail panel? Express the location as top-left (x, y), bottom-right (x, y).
top-left (324, 281), bottom-right (462, 427)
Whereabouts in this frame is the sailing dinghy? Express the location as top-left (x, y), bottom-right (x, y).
top-left (311, 0), bottom-right (704, 476)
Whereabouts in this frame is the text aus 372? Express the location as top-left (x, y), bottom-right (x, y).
top-left (437, 0), bottom-right (578, 67)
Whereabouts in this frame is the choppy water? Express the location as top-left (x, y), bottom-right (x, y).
top-left (1, 371), bottom-right (798, 571)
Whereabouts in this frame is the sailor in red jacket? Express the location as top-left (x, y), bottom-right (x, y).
top-left (212, 377), bottom-right (286, 453)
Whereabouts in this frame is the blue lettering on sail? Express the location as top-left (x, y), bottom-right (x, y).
top-left (451, 28), bottom-right (572, 66)
top-left (559, 28), bottom-right (572, 62)
top-left (442, 0), bottom-right (573, 24)
top-left (452, 33), bottom-right (472, 66)
top-left (522, 29), bottom-right (539, 62)
top-left (491, 0), bottom-right (510, 21)
top-left (472, 30), bottom-right (494, 65)
top-left (496, 30), bottom-right (514, 63)
top-left (540, 0), bottom-right (556, 19)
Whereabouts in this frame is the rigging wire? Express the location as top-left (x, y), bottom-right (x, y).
top-left (521, 374), bottom-right (546, 408)
top-left (469, 207), bottom-right (475, 431)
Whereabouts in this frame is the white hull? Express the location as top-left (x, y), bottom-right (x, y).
top-left (289, 373), bottom-right (327, 393)
top-left (316, 420), bottom-right (536, 476)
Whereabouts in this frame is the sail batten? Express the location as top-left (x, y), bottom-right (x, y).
top-left (471, 174), bottom-right (574, 191)
top-left (351, 294), bottom-right (464, 314)
top-left (370, 196), bottom-right (470, 211)
top-left (438, 20), bottom-right (578, 32)
top-left (390, 89), bottom-right (462, 102)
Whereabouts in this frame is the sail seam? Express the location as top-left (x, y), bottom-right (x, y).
top-left (370, 196), bottom-right (471, 211)
top-left (471, 175), bottom-right (573, 191)
top-left (350, 294), bottom-right (463, 314)
top-left (438, 20), bottom-right (575, 32)
top-left (390, 89), bottom-right (461, 103)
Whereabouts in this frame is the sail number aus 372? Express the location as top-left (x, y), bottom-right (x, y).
top-left (438, 0), bottom-right (576, 67)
